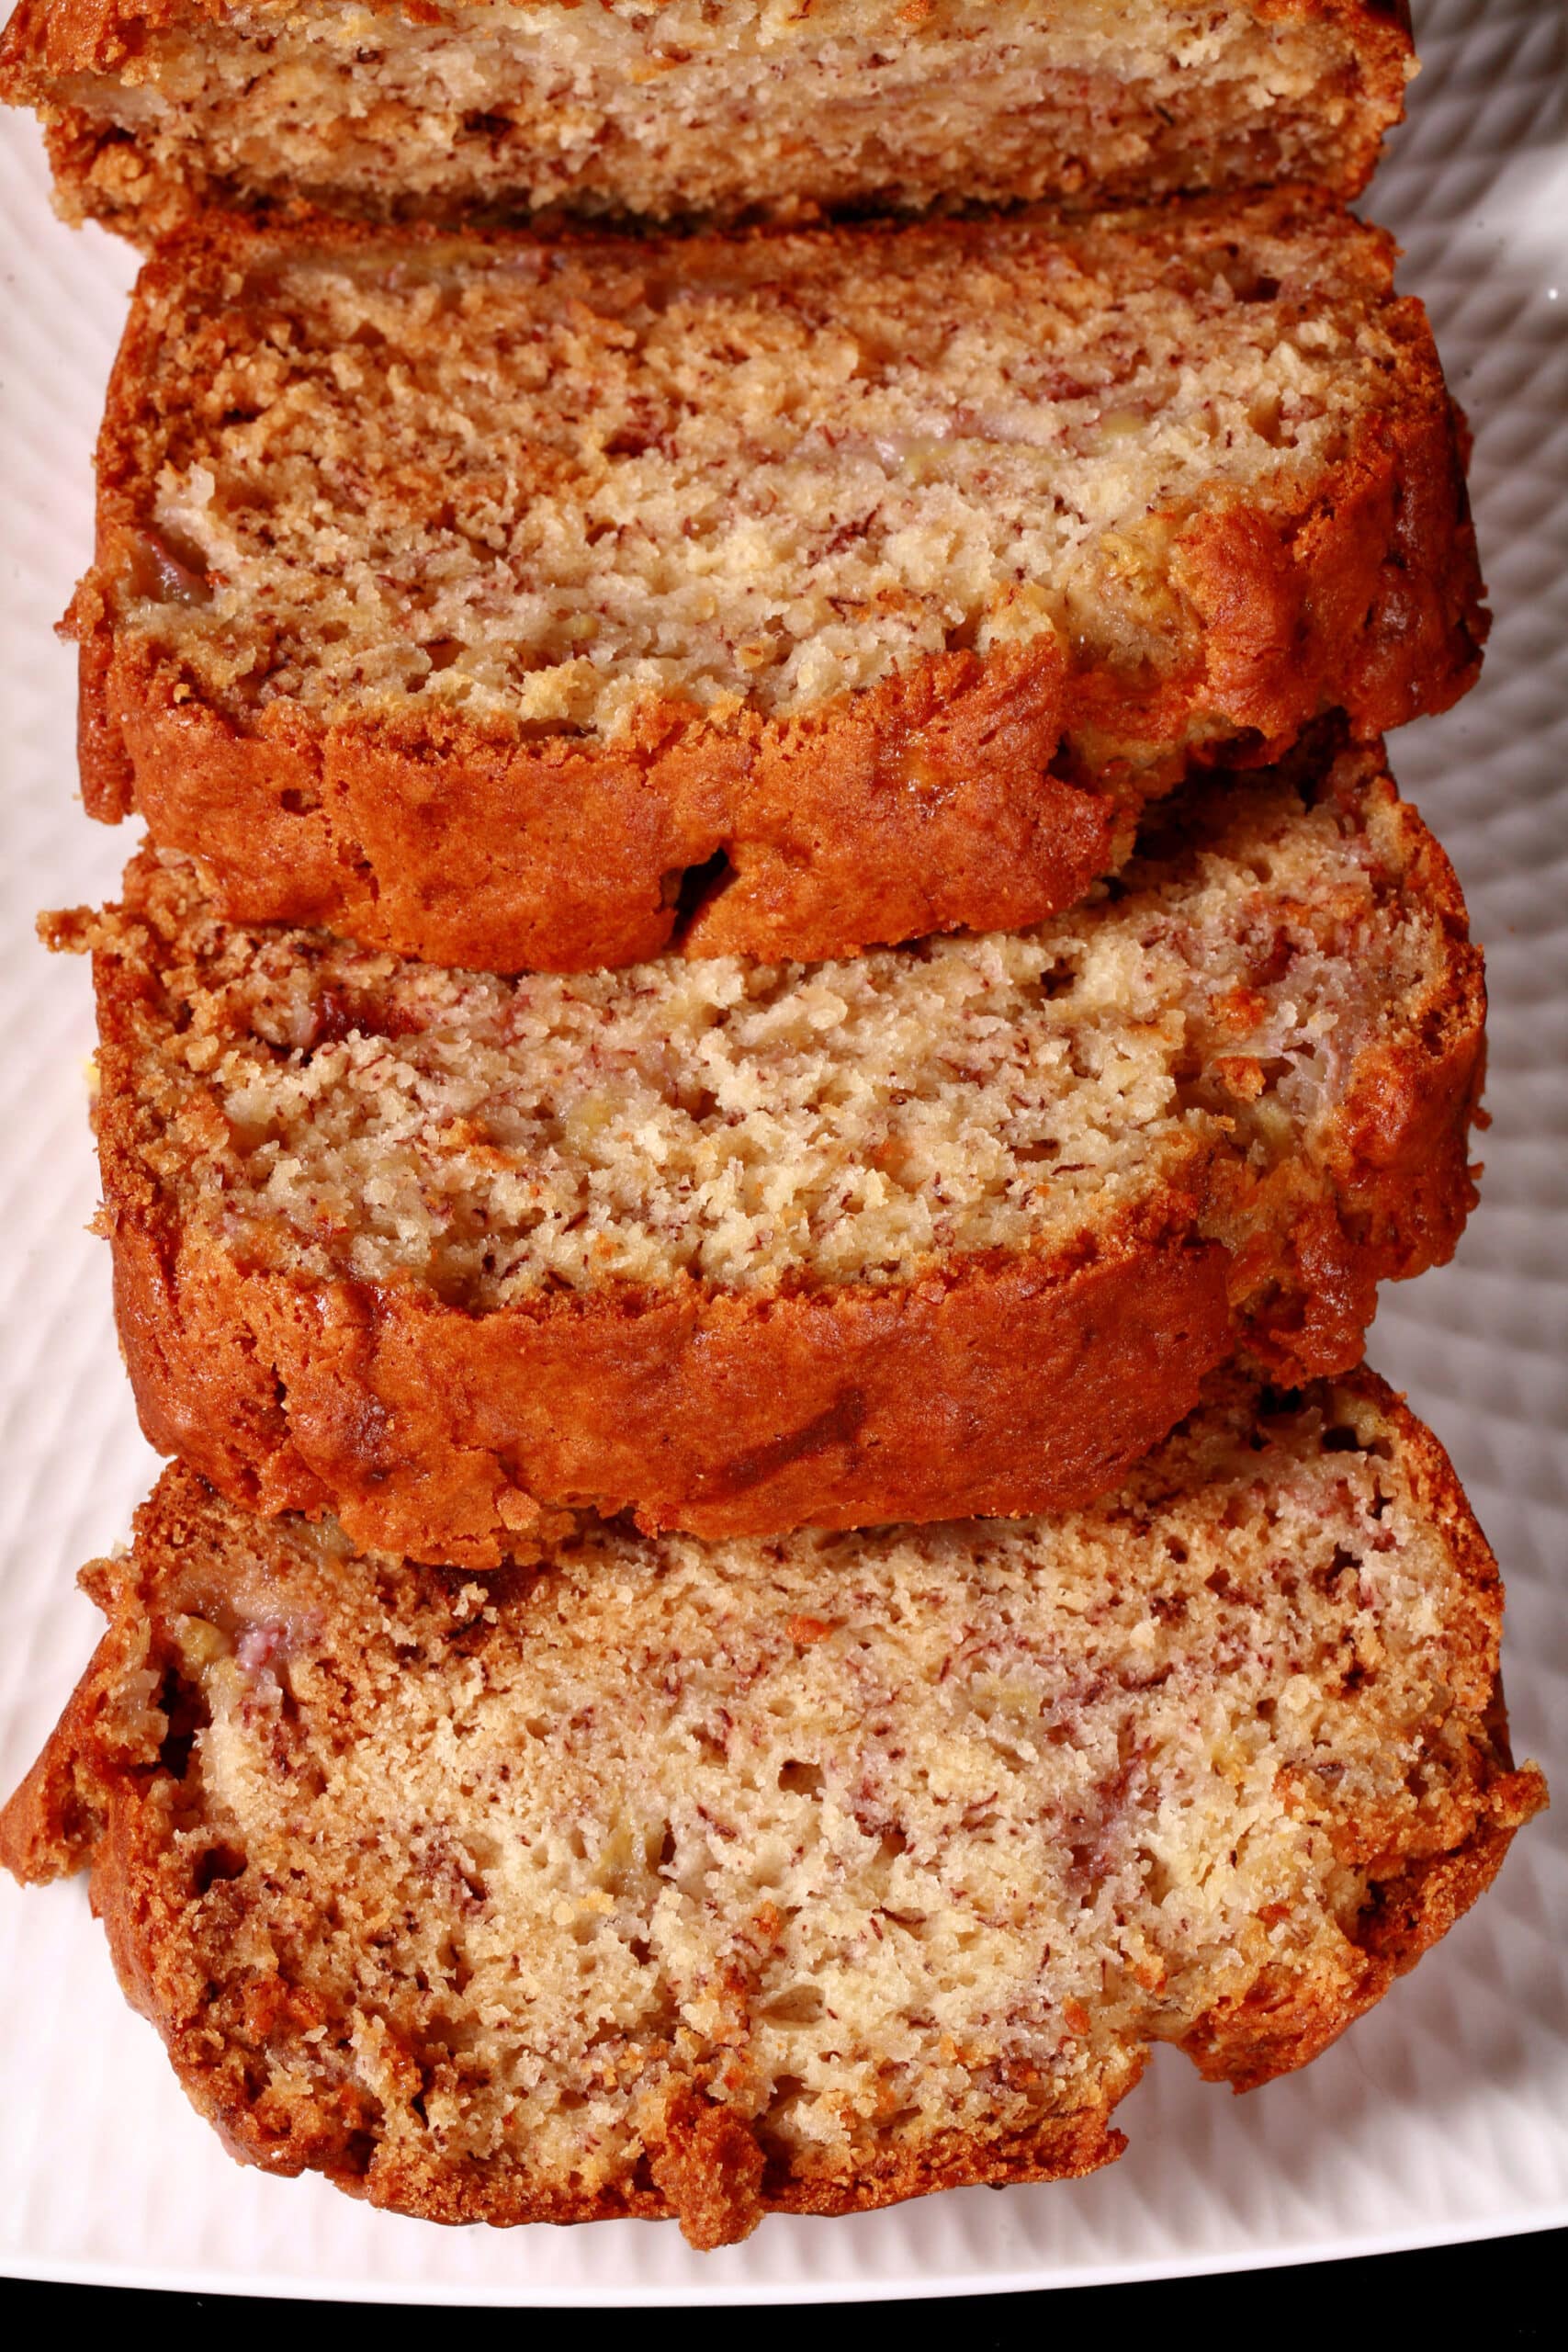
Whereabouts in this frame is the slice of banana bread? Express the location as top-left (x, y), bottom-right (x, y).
top-left (1, 2), bottom-right (1416, 242)
top-left (59, 739), bottom-right (1483, 1564)
top-left (71, 191), bottom-right (1484, 972)
top-left (2, 1369), bottom-right (1544, 2248)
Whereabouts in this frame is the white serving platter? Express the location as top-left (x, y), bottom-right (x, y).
top-left (0, 0), bottom-right (1562, 2302)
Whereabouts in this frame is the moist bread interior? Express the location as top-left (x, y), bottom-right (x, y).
top-left (121, 199), bottom-right (1415, 746)
top-left (107, 765), bottom-right (1432, 1302)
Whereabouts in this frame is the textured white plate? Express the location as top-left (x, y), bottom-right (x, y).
top-left (0, 0), bottom-right (1563, 2302)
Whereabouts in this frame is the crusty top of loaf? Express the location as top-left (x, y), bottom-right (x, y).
top-left (78, 187), bottom-right (1454, 756)
top-left (0, 1364), bottom-right (1542, 2245)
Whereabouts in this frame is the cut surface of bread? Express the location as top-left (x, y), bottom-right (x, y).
top-left (1, 2), bottom-right (1416, 241)
top-left (1, 1370), bottom-right (1544, 2248)
top-left (61, 741), bottom-right (1484, 1561)
top-left (71, 192), bottom-right (1484, 970)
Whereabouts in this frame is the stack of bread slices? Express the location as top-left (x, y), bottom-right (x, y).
top-left (0, 0), bottom-right (1545, 2252)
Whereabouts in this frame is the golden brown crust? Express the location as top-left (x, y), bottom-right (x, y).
top-left (75, 749), bottom-right (1485, 1564)
top-left (348, 2098), bottom-right (1130, 2240)
top-left (1, 1370), bottom-right (1543, 2245)
top-left (0, 1600), bottom-right (159, 1886)
top-left (68, 195), bottom-right (1486, 973)
top-left (82, 615), bottom-right (1089, 971)
top-left (1201, 754), bottom-right (1488, 1374)
top-left (105, 1176), bottom-right (1235, 1555)
top-left (1179, 1367), bottom-right (1546, 2088)
top-left (1181, 1797), bottom-right (1540, 2090)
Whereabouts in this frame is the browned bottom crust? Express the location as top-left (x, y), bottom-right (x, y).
top-left (105, 1101), bottom-right (1485, 1565)
top-left (0, 1371), bottom-right (1545, 2246)
top-left (69, 196), bottom-right (1486, 972)
top-left (109, 1191), bottom-right (1232, 1559)
top-left (83, 628), bottom-right (1106, 970)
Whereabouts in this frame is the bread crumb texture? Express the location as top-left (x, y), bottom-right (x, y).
top-left (71, 189), bottom-right (1484, 973)
top-left (1, 1372), bottom-right (1544, 2245)
top-left (1, 1), bottom-right (1416, 234)
top-left (66, 743), bottom-right (1483, 1554)
top-left (94, 754), bottom-right (1466, 1304)
top-left (89, 190), bottom-right (1451, 752)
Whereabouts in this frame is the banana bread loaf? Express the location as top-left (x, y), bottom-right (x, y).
top-left (70, 191), bottom-right (1484, 972)
top-left (2, 1368), bottom-right (1544, 2247)
top-left (1, 2), bottom-right (1416, 242)
top-left (58, 740), bottom-right (1484, 1564)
